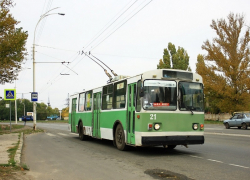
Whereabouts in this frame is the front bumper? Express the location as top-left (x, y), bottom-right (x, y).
top-left (141, 135), bottom-right (204, 146)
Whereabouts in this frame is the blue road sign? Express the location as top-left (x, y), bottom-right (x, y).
top-left (31, 92), bottom-right (38, 102)
top-left (4, 89), bottom-right (16, 100)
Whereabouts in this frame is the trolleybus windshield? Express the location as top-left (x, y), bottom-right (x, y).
top-left (143, 80), bottom-right (177, 110)
top-left (178, 82), bottom-right (204, 112)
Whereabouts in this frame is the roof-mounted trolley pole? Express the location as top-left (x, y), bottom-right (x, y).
top-left (84, 52), bottom-right (113, 82)
top-left (89, 52), bottom-right (118, 77)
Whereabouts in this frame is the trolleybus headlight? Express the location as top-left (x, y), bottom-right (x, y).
top-left (193, 123), bottom-right (198, 130)
top-left (154, 123), bottom-right (160, 130)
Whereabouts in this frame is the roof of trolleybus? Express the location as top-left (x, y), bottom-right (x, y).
top-left (70, 69), bottom-right (202, 98)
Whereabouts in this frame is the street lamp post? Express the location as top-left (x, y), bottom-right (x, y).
top-left (33, 7), bottom-right (65, 130)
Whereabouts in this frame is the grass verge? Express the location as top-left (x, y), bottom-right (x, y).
top-left (0, 125), bottom-right (44, 179)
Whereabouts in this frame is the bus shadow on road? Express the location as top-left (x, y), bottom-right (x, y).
top-left (74, 136), bottom-right (202, 157)
top-left (129, 146), bottom-right (202, 157)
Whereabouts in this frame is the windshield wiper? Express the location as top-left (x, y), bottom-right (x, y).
top-left (186, 106), bottom-right (195, 115)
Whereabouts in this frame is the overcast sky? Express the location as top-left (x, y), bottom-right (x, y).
top-left (1, 0), bottom-right (250, 110)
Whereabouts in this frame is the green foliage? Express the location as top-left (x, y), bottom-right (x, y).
top-left (0, 0), bottom-right (28, 84)
top-left (196, 13), bottom-right (250, 113)
top-left (0, 98), bottom-right (62, 120)
top-left (157, 42), bottom-right (191, 71)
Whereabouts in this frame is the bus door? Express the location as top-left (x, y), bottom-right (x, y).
top-left (127, 83), bottom-right (136, 145)
top-left (92, 92), bottom-right (101, 138)
top-left (71, 98), bottom-right (77, 132)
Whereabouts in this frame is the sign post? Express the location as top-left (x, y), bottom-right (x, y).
top-left (31, 92), bottom-right (38, 102)
top-left (4, 89), bottom-right (16, 132)
top-left (31, 92), bottom-right (38, 130)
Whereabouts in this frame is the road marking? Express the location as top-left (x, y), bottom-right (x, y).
top-left (205, 132), bottom-right (250, 137)
top-left (46, 133), bottom-right (56, 137)
top-left (229, 164), bottom-right (249, 169)
top-left (189, 156), bottom-right (249, 169)
top-left (70, 133), bottom-right (78, 136)
top-left (57, 133), bottom-right (67, 136)
top-left (190, 155), bottom-right (203, 159)
top-left (207, 159), bottom-right (223, 163)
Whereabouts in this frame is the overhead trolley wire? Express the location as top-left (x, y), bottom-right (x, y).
top-left (90, 0), bottom-right (153, 51)
top-left (36, 0), bottom-right (54, 43)
top-left (84, 0), bottom-right (138, 50)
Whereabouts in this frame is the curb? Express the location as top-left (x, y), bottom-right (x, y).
top-left (14, 132), bottom-right (23, 166)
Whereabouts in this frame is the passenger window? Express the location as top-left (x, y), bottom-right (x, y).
top-left (113, 80), bottom-right (127, 109)
top-left (136, 80), bottom-right (142, 112)
top-left (85, 91), bottom-right (92, 111)
top-left (102, 84), bottom-right (113, 110)
top-left (78, 93), bottom-right (85, 112)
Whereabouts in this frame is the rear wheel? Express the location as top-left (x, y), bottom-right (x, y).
top-left (238, 126), bottom-right (241, 129)
top-left (225, 123), bottom-right (230, 129)
top-left (115, 124), bottom-right (127, 151)
top-left (242, 123), bottom-right (247, 130)
top-left (79, 122), bottom-right (87, 140)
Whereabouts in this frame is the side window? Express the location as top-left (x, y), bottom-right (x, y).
top-left (78, 93), bottom-right (85, 112)
top-left (113, 80), bottom-right (127, 109)
top-left (133, 84), bottom-right (136, 107)
top-left (136, 80), bottom-right (141, 112)
top-left (102, 84), bottom-right (113, 110)
top-left (85, 91), bottom-right (92, 111)
top-left (232, 115), bottom-right (238, 119)
top-left (72, 98), bottom-right (77, 112)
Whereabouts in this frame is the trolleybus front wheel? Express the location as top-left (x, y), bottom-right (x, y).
top-left (79, 122), bottom-right (87, 140)
top-left (115, 124), bottom-right (127, 151)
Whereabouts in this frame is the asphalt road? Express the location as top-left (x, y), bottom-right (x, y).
top-left (20, 122), bottom-right (250, 180)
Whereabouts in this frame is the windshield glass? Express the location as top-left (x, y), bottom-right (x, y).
top-left (245, 113), bottom-right (250, 118)
top-left (178, 82), bottom-right (204, 112)
top-left (142, 80), bottom-right (177, 110)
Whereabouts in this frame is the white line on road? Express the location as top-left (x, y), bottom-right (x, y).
top-left (46, 133), bottom-right (56, 137)
top-left (207, 159), bottom-right (223, 163)
top-left (57, 133), bottom-right (67, 136)
top-left (190, 155), bottom-right (249, 169)
top-left (189, 155), bottom-right (203, 159)
top-left (229, 164), bottom-right (249, 169)
top-left (205, 132), bottom-right (250, 137)
top-left (70, 133), bottom-right (78, 136)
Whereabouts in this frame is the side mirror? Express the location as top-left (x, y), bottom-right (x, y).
top-left (139, 87), bottom-right (144, 97)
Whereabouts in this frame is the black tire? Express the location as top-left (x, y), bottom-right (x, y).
top-left (225, 123), bottom-right (230, 129)
top-left (115, 124), bottom-right (127, 151)
top-left (242, 123), bottom-right (247, 130)
top-left (238, 126), bottom-right (241, 129)
top-left (79, 122), bottom-right (87, 140)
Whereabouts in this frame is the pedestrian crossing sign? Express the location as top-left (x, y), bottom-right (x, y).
top-left (4, 89), bottom-right (16, 100)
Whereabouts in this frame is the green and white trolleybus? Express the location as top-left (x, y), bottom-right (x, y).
top-left (69, 69), bottom-right (204, 150)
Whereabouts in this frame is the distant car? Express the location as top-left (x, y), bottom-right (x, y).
top-left (21, 116), bottom-right (33, 121)
top-left (47, 115), bottom-right (59, 120)
top-left (223, 113), bottom-right (250, 129)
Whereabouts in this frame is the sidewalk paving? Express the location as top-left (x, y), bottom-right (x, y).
top-left (0, 132), bottom-right (23, 165)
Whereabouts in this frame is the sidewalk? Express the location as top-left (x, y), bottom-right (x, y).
top-left (0, 132), bottom-right (24, 165)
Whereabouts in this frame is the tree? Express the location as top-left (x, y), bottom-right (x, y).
top-left (0, 0), bottom-right (28, 84)
top-left (61, 107), bottom-right (69, 119)
top-left (157, 42), bottom-right (191, 71)
top-left (196, 13), bottom-right (250, 113)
